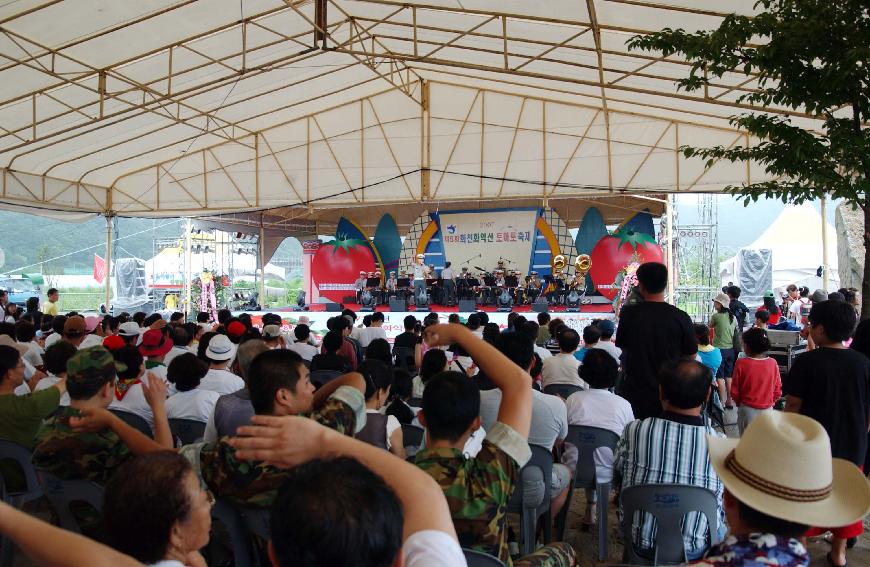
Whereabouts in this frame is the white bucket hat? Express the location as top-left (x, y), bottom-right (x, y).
top-left (205, 334), bottom-right (237, 362)
top-left (713, 292), bottom-right (731, 308)
top-left (707, 411), bottom-right (870, 528)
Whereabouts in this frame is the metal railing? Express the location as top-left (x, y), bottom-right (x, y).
top-left (57, 292), bottom-right (103, 313)
top-left (674, 286), bottom-right (717, 324)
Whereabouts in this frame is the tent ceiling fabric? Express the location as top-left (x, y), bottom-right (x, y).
top-left (0, 0), bottom-right (806, 222)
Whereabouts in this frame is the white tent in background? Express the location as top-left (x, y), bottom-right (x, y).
top-left (720, 203), bottom-right (838, 303)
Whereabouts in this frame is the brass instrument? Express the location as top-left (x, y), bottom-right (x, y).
top-left (552, 254), bottom-right (567, 272)
top-left (571, 254), bottom-right (592, 289)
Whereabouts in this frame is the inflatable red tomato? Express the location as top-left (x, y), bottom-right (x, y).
top-left (589, 230), bottom-right (663, 300)
top-left (312, 235), bottom-right (376, 302)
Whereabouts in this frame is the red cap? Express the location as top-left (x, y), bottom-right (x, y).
top-left (138, 329), bottom-right (173, 357)
top-left (103, 335), bottom-right (126, 351)
top-left (226, 321), bottom-right (247, 337)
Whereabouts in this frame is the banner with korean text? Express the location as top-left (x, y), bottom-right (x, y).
top-left (436, 209), bottom-right (539, 273)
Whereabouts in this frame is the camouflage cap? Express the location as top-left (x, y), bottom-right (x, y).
top-left (66, 346), bottom-right (126, 384)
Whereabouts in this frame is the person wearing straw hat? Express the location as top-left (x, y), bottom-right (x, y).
top-left (783, 299), bottom-right (870, 566)
top-left (693, 411), bottom-right (870, 566)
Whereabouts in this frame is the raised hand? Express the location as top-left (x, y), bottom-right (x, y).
top-left (142, 372), bottom-right (168, 408)
top-left (228, 415), bottom-right (330, 468)
top-left (68, 407), bottom-right (116, 433)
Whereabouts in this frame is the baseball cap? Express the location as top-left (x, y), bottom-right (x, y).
top-left (263, 325), bottom-right (282, 339)
top-left (139, 329), bottom-right (173, 358)
top-left (67, 346), bottom-right (126, 385)
top-left (84, 316), bottom-right (102, 333)
top-left (63, 316), bottom-right (86, 337)
top-left (205, 334), bottom-right (236, 362)
top-left (118, 322), bottom-right (141, 338)
top-left (226, 321), bottom-right (247, 338)
top-left (102, 335), bottom-right (126, 351)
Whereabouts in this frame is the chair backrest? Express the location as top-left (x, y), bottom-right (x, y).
top-left (564, 425), bottom-right (620, 489)
top-left (168, 419), bottom-right (207, 445)
top-left (542, 384), bottom-right (583, 399)
top-left (392, 346), bottom-right (415, 371)
top-left (621, 483), bottom-right (720, 565)
top-left (0, 439), bottom-right (42, 503)
top-left (37, 472), bottom-right (104, 535)
top-left (309, 370), bottom-right (342, 388)
top-left (211, 499), bottom-right (254, 567)
top-left (507, 444), bottom-right (553, 512)
top-left (240, 507), bottom-right (271, 540)
top-left (462, 548), bottom-right (506, 567)
top-left (401, 424), bottom-right (424, 450)
top-left (108, 409), bottom-right (153, 438)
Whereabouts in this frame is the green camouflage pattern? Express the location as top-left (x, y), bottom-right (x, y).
top-left (199, 396), bottom-right (358, 508)
top-left (514, 542), bottom-right (577, 567)
top-left (66, 346), bottom-right (124, 384)
top-left (415, 440), bottom-right (518, 563)
top-left (31, 406), bottom-right (133, 485)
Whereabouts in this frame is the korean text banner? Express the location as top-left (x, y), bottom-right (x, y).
top-left (437, 209), bottom-right (538, 273)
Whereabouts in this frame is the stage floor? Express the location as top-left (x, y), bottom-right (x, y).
top-left (274, 303), bottom-right (614, 314)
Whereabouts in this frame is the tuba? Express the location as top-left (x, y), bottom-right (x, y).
top-left (552, 254), bottom-right (567, 272)
top-left (572, 254), bottom-right (592, 289)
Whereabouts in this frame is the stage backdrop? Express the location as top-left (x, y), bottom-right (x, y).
top-left (437, 209), bottom-right (539, 272)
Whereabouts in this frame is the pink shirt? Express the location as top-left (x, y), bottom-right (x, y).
top-left (731, 356), bottom-right (781, 409)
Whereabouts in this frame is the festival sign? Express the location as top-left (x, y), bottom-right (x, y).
top-left (436, 209), bottom-right (539, 272)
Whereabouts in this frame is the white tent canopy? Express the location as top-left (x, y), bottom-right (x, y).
top-left (720, 204), bottom-right (839, 296)
top-left (0, 0), bottom-right (824, 225)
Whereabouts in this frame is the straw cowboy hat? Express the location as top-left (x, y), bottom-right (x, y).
top-left (707, 411), bottom-right (870, 528)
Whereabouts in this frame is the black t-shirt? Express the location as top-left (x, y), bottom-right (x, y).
top-left (393, 331), bottom-right (419, 351)
top-left (784, 347), bottom-right (870, 465)
top-left (311, 353), bottom-right (349, 372)
top-left (615, 301), bottom-right (698, 392)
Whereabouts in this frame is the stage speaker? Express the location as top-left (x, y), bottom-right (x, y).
top-left (531, 301), bottom-right (549, 313)
top-left (389, 298), bottom-right (408, 312)
top-left (325, 302), bottom-right (343, 312)
top-left (458, 299), bottom-right (477, 312)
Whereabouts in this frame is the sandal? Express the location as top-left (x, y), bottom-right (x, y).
top-left (827, 551), bottom-right (848, 567)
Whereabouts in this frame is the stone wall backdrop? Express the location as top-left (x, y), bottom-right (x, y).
top-left (836, 202), bottom-right (864, 291)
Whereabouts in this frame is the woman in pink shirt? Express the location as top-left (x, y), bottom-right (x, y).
top-left (731, 327), bottom-right (781, 435)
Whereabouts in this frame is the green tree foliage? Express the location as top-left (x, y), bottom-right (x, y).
top-left (628, 0), bottom-right (870, 317)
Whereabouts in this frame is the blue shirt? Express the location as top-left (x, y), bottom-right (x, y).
top-left (697, 346), bottom-right (723, 381)
top-left (691, 533), bottom-right (808, 566)
top-left (574, 347), bottom-right (592, 363)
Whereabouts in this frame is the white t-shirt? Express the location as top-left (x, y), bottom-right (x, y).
top-left (33, 375), bottom-right (70, 406)
top-left (163, 346), bottom-right (190, 366)
top-left (403, 530), bottom-right (466, 567)
top-left (22, 341), bottom-right (44, 368)
top-left (44, 332), bottom-right (61, 349)
top-left (365, 409), bottom-right (401, 450)
top-left (199, 368), bottom-right (245, 395)
top-left (79, 334), bottom-right (103, 350)
top-left (288, 341), bottom-right (319, 362)
top-left (109, 376), bottom-right (159, 428)
top-left (359, 326), bottom-right (388, 348)
top-left (541, 353), bottom-right (588, 388)
top-left (534, 345), bottom-right (552, 360)
top-left (479, 389), bottom-right (568, 450)
top-left (165, 388), bottom-right (221, 422)
top-left (562, 388), bottom-right (635, 481)
top-left (788, 297), bottom-right (809, 321)
top-left (593, 340), bottom-right (622, 364)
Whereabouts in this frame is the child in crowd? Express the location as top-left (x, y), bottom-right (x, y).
top-left (693, 323), bottom-right (724, 407)
top-left (754, 309), bottom-right (770, 329)
top-left (731, 327), bottom-right (780, 435)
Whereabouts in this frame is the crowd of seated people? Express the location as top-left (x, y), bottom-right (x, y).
top-left (0, 263), bottom-right (869, 567)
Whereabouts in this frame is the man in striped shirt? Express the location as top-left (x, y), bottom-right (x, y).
top-left (614, 359), bottom-right (725, 560)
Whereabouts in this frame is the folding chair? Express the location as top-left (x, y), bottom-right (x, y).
top-left (309, 370), bottom-right (342, 389)
top-left (37, 472), bottom-right (104, 535)
top-left (168, 418), bottom-right (207, 445)
top-left (555, 425), bottom-right (620, 560)
top-left (506, 444), bottom-right (553, 556)
top-left (211, 498), bottom-right (255, 567)
top-left (462, 548), bottom-right (506, 566)
top-left (621, 483), bottom-right (720, 565)
top-left (542, 384), bottom-right (583, 399)
top-left (109, 409), bottom-right (153, 438)
top-left (0, 439), bottom-right (43, 508)
top-left (401, 424), bottom-right (424, 457)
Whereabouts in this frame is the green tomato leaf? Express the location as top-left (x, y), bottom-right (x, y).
top-left (614, 229), bottom-right (656, 251)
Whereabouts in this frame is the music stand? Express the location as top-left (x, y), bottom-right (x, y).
top-left (366, 277), bottom-right (381, 287)
top-left (396, 278), bottom-right (410, 288)
top-left (483, 277), bottom-right (496, 287)
top-left (505, 276), bottom-right (519, 287)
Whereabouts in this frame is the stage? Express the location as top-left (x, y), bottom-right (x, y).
top-left (238, 304), bottom-right (615, 341)
top-left (280, 302), bottom-right (613, 314)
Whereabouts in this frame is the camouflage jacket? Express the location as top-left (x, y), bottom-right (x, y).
top-left (32, 406), bottom-right (134, 485)
top-left (188, 385), bottom-right (365, 508)
top-left (415, 422), bottom-right (532, 563)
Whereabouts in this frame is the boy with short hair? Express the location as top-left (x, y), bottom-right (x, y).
top-left (784, 300), bottom-right (870, 567)
top-left (573, 325), bottom-right (601, 363)
top-left (44, 288), bottom-right (59, 317)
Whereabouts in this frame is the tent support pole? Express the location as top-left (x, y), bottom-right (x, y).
top-left (104, 213), bottom-right (113, 313)
top-left (666, 194), bottom-right (675, 303)
top-left (259, 215), bottom-right (266, 309)
top-left (821, 195), bottom-right (829, 292)
top-left (184, 218), bottom-right (192, 319)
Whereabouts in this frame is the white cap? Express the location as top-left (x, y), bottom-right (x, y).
top-left (118, 322), bottom-right (141, 338)
top-left (416, 253), bottom-right (424, 259)
top-left (206, 334), bottom-right (237, 361)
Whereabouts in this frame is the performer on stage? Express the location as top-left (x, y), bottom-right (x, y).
top-left (440, 261), bottom-right (456, 306)
top-left (526, 271), bottom-right (542, 303)
top-left (354, 271), bottom-right (367, 303)
top-left (547, 269), bottom-right (566, 304)
top-left (385, 271), bottom-right (398, 301)
top-left (412, 254), bottom-right (429, 306)
top-left (373, 269), bottom-right (384, 304)
top-left (512, 270), bottom-right (526, 304)
top-left (457, 267), bottom-right (473, 301)
top-left (492, 259), bottom-right (507, 274)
